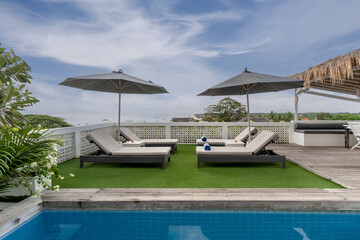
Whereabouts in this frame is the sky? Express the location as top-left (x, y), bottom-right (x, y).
top-left (1, 0), bottom-right (360, 125)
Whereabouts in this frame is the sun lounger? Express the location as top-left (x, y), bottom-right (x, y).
top-left (80, 132), bottom-right (171, 169)
top-left (349, 122), bottom-right (360, 150)
top-left (196, 130), bottom-right (285, 168)
top-left (196, 127), bottom-right (258, 146)
top-left (120, 128), bottom-right (178, 152)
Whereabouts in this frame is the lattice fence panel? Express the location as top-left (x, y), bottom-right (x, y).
top-left (228, 125), bottom-right (290, 144)
top-left (80, 126), bottom-right (116, 155)
top-left (48, 133), bottom-right (76, 163)
top-left (125, 126), bottom-right (166, 139)
top-left (171, 126), bottom-right (222, 143)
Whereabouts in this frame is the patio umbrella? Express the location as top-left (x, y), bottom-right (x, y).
top-left (198, 68), bottom-right (304, 141)
top-left (59, 69), bottom-right (168, 138)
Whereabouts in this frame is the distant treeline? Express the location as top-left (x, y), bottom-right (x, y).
top-left (252, 112), bottom-right (360, 122)
top-left (24, 114), bottom-right (72, 128)
top-left (198, 98), bottom-right (360, 123)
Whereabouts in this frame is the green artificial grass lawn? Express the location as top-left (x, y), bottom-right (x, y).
top-left (54, 145), bottom-right (343, 189)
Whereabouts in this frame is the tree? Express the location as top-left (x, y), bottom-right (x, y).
top-left (330, 113), bottom-right (360, 120)
top-left (317, 112), bottom-right (331, 120)
top-left (268, 111), bottom-right (293, 122)
top-left (269, 111), bottom-right (276, 122)
top-left (0, 44), bottom-right (39, 126)
top-left (202, 97), bottom-right (247, 122)
top-left (24, 114), bottom-right (72, 129)
top-left (284, 111), bottom-right (294, 122)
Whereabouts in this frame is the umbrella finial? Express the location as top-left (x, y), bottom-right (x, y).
top-left (243, 67), bottom-right (250, 73)
top-left (113, 69), bottom-right (123, 73)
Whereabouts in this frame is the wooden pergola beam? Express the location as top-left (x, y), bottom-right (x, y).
top-left (311, 85), bottom-right (357, 95)
top-left (301, 90), bottom-right (360, 103)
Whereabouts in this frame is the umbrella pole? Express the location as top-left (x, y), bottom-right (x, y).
top-left (118, 89), bottom-right (121, 142)
top-left (246, 91), bottom-right (251, 142)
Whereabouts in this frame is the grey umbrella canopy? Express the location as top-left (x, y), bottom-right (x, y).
top-left (60, 69), bottom-right (168, 138)
top-left (198, 68), bottom-right (304, 141)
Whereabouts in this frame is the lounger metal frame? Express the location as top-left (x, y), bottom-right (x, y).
top-left (80, 141), bottom-right (171, 169)
top-left (80, 152), bottom-right (170, 169)
top-left (197, 149), bottom-right (285, 168)
top-left (197, 139), bottom-right (286, 168)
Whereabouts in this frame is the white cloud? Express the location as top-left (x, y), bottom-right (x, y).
top-left (2, 0), bottom-right (360, 124)
top-left (237, 0), bottom-right (360, 55)
top-left (0, 0), bottom-right (247, 68)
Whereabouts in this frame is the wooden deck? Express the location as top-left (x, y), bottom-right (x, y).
top-left (271, 144), bottom-right (360, 189)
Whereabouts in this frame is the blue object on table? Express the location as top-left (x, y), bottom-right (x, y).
top-left (201, 136), bottom-right (207, 142)
top-left (204, 143), bottom-right (211, 151)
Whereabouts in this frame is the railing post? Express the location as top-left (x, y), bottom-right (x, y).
top-left (289, 121), bottom-right (295, 144)
top-left (165, 123), bottom-right (171, 139)
top-left (75, 129), bottom-right (81, 158)
top-left (222, 123), bottom-right (228, 139)
top-left (294, 88), bottom-right (299, 121)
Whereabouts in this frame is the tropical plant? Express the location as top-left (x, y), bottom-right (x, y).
top-left (0, 144), bottom-right (13, 194)
top-left (268, 111), bottom-right (293, 122)
top-left (203, 97), bottom-right (247, 122)
top-left (0, 44), bottom-right (39, 126)
top-left (24, 114), bottom-right (72, 129)
top-left (0, 125), bottom-right (62, 196)
top-left (269, 111), bottom-right (276, 122)
top-left (0, 45), bottom-right (68, 197)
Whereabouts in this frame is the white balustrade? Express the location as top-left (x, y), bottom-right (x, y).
top-left (45, 122), bottom-right (292, 163)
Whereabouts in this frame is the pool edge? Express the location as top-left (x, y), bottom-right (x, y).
top-left (0, 197), bottom-right (42, 237)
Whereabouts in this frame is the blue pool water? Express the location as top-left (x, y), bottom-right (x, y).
top-left (1, 210), bottom-right (360, 240)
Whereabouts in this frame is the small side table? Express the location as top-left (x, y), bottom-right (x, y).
top-left (123, 141), bottom-right (145, 147)
top-left (225, 141), bottom-right (245, 147)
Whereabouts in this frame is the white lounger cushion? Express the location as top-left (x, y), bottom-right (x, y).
top-left (120, 128), bottom-right (141, 141)
top-left (234, 127), bottom-right (258, 142)
top-left (196, 127), bottom-right (257, 145)
top-left (196, 130), bottom-right (278, 155)
top-left (112, 147), bottom-right (171, 156)
top-left (196, 146), bottom-right (252, 155)
top-left (86, 131), bottom-right (171, 156)
top-left (142, 139), bottom-right (178, 144)
top-left (120, 128), bottom-right (178, 144)
top-left (86, 132), bottom-right (123, 155)
top-left (196, 139), bottom-right (227, 145)
top-left (245, 130), bottom-right (278, 153)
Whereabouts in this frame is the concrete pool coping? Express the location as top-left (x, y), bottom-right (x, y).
top-left (3, 187), bottom-right (360, 236)
top-left (41, 188), bottom-right (360, 211)
top-left (0, 197), bottom-right (42, 236)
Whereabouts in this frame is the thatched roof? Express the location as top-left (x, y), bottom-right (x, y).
top-left (290, 49), bottom-right (360, 97)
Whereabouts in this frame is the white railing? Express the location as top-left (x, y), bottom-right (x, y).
top-left (47, 122), bottom-right (292, 163)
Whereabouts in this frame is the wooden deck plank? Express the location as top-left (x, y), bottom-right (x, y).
top-left (272, 144), bottom-right (360, 189)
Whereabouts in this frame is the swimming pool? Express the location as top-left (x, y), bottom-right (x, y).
top-left (1, 210), bottom-right (360, 239)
